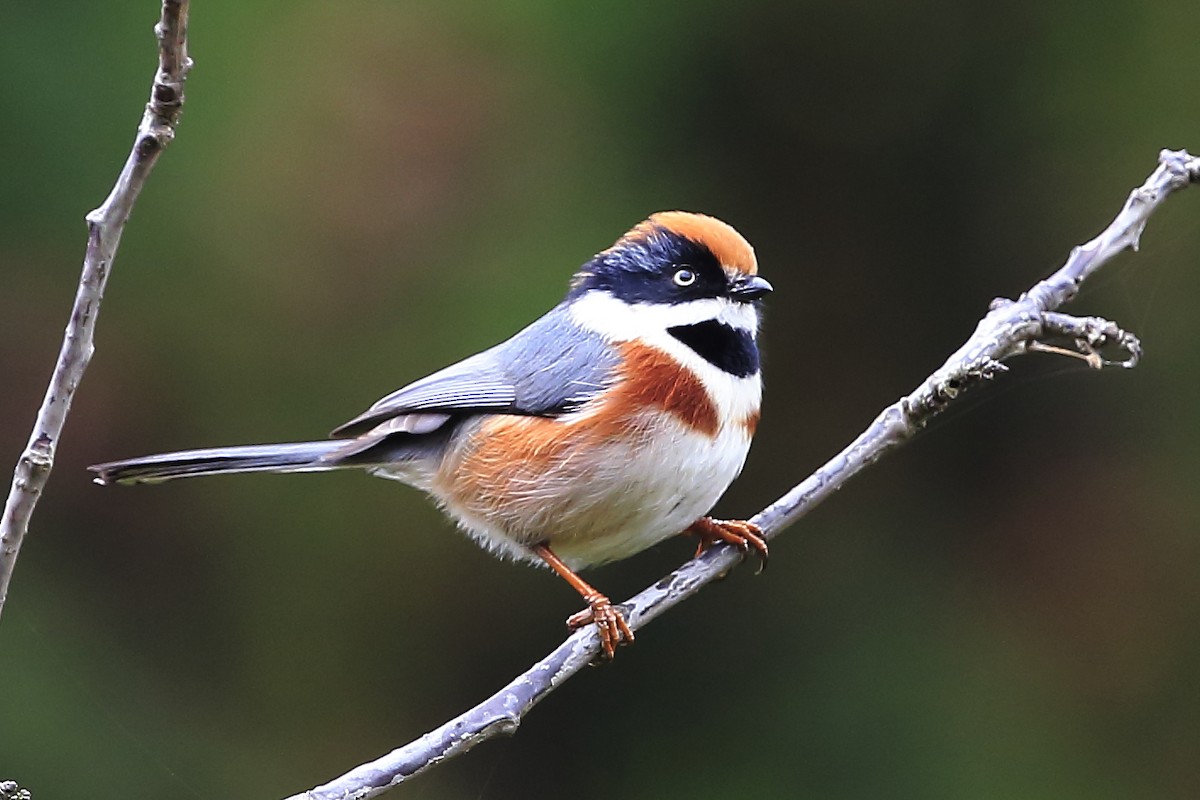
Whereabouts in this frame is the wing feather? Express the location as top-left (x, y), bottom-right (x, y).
top-left (331, 304), bottom-right (615, 437)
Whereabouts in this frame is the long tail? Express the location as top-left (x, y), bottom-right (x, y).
top-left (89, 441), bottom-right (347, 485)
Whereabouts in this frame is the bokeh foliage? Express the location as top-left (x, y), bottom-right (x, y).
top-left (1, 2), bottom-right (1198, 798)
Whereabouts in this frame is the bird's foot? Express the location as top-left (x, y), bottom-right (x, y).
top-left (688, 516), bottom-right (769, 572)
top-left (566, 592), bottom-right (635, 661)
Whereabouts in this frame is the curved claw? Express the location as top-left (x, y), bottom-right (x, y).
top-left (688, 517), bottom-right (769, 573)
top-left (567, 594), bottom-right (634, 661)
top-left (533, 543), bottom-right (635, 662)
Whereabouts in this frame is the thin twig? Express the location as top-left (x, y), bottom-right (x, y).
top-left (0, 0), bottom-right (192, 619)
top-left (286, 148), bottom-right (1199, 800)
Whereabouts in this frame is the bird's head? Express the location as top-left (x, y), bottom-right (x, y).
top-left (569, 211), bottom-right (771, 308)
top-left (565, 212), bottom-right (771, 353)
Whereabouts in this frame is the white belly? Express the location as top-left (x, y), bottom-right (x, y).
top-left (543, 414), bottom-right (753, 568)
top-left (404, 410), bottom-right (754, 571)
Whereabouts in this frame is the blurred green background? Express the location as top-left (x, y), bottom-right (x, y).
top-left (2, 2), bottom-right (1199, 798)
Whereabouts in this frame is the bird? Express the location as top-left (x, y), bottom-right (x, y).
top-left (90, 211), bottom-right (773, 660)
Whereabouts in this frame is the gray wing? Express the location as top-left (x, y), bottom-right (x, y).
top-left (331, 303), bottom-right (617, 438)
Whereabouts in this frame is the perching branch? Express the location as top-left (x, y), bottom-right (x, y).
top-left (286, 148), bottom-right (1199, 800)
top-left (0, 0), bottom-right (192, 620)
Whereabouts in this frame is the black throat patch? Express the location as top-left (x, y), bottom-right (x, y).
top-left (667, 320), bottom-right (759, 378)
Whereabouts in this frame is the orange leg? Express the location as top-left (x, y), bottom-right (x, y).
top-left (687, 517), bottom-right (769, 572)
top-left (533, 543), bottom-right (634, 660)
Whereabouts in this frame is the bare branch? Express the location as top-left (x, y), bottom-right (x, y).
top-left (286, 148), bottom-right (1199, 800)
top-left (0, 0), bottom-right (192, 619)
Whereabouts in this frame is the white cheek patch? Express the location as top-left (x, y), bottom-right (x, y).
top-left (569, 290), bottom-right (763, 426)
top-left (569, 291), bottom-right (760, 342)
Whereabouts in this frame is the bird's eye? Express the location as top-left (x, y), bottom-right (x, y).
top-left (673, 269), bottom-right (696, 287)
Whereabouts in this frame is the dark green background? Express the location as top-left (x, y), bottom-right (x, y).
top-left (2, 2), bottom-right (1198, 798)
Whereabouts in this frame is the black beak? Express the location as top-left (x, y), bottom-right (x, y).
top-left (729, 274), bottom-right (773, 302)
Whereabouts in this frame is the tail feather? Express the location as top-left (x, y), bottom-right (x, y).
top-left (89, 441), bottom-right (345, 485)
